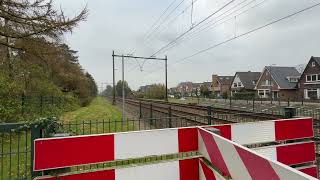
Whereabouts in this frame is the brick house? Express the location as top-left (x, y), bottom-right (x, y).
top-left (255, 66), bottom-right (300, 99)
top-left (176, 82), bottom-right (193, 97)
top-left (212, 75), bottom-right (233, 97)
top-left (298, 56), bottom-right (320, 99)
top-left (230, 71), bottom-right (261, 96)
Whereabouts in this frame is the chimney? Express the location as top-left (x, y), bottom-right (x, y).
top-left (212, 74), bottom-right (219, 88)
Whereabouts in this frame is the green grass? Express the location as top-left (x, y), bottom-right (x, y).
top-left (60, 96), bottom-right (137, 135)
top-left (61, 96), bottom-right (122, 122)
top-left (0, 97), bottom-right (130, 180)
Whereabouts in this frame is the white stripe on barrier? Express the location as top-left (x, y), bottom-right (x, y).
top-left (213, 133), bottom-right (252, 180)
top-left (115, 129), bottom-right (178, 159)
top-left (231, 121), bottom-right (275, 145)
top-left (198, 127), bottom-right (317, 180)
top-left (116, 160), bottom-right (180, 180)
top-left (199, 158), bottom-right (226, 180)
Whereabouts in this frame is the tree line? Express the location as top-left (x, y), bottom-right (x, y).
top-left (0, 0), bottom-right (97, 122)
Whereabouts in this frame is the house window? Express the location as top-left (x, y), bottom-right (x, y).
top-left (289, 78), bottom-right (298, 83)
top-left (258, 90), bottom-right (265, 97)
top-left (307, 89), bottom-right (318, 99)
top-left (233, 83), bottom-right (237, 87)
top-left (312, 62), bottom-right (316, 67)
top-left (258, 90), bottom-right (270, 98)
top-left (262, 80), bottom-right (272, 86)
top-left (238, 82), bottom-right (242, 87)
top-left (306, 74), bottom-right (319, 82)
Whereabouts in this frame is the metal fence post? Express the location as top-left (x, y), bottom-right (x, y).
top-left (168, 106), bottom-right (172, 128)
top-left (150, 103), bottom-right (153, 125)
top-left (51, 96), bottom-right (54, 106)
top-left (207, 106), bottom-right (212, 125)
top-left (252, 97), bottom-right (255, 112)
top-left (40, 96), bottom-right (43, 115)
top-left (139, 100), bottom-right (142, 119)
top-left (21, 94), bottom-right (25, 115)
top-left (31, 125), bottom-right (44, 178)
top-left (150, 103), bottom-right (153, 119)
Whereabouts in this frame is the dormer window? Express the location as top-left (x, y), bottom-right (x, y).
top-left (287, 76), bottom-right (299, 83)
top-left (312, 62), bottom-right (316, 67)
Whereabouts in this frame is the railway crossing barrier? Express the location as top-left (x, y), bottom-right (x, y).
top-left (33, 117), bottom-right (317, 180)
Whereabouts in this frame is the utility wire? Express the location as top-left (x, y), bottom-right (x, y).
top-left (150, 0), bottom-right (236, 57)
top-left (145, 0), bottom-right (187, 42)
top-left (161, 0), bottom-right (265, 54)
top-left (141, 2), bottom-right (320, 80)
top-left (175, 2), bottom-right (320, 64)
top-left (144, 0), bottom-right (200, 47)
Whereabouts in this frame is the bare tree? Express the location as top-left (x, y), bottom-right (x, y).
top-left (0, 0), bottom-right (88, 76)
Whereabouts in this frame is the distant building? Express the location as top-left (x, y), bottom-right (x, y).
top-left (298, 56), bottom-right (320, 99)
top-left (176, 82), bottom-right (193, 96)
top-left (138, 85), bottom-right (152, 93)
top-left (231, 71), bottom-right (261, 96)
top-left (255, 66), bottom-right (300, 99)
top-left (212, 75), bottom-right (233, 97)
top-left (169, 87), bottom-right (178, 95)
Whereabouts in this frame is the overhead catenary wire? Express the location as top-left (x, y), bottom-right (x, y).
top-left (143, 0), bottom-right (200, 47)
top-left (175, 2), bottom-right (320, 64)
top-left (142, 0), bottom-right (179, 41)
top-left (133, 0), bottom-right (267, 82)
top-left (144, 0), bottom-right (187, 42)
top-left (160, 0), bottom-right (267, 55)
top-left (129, 0), bottom-right (186, 72)
top-left (150, 0), bottom-right (236, 57)
top-left (139, 1), bottom-right (320, 82)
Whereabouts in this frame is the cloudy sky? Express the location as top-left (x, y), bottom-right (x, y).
top-left (54, 0), bottom-right (320, 90)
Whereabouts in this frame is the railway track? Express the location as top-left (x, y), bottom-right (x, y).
top-left (123, 98), bottom-right (234, 125)
top-left (115, 98), bottom-right (283, 125)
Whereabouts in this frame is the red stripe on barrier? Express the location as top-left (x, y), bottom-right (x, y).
top-left (275, 118), bottom-right (313, 141)
top-left (199, 128), bottom-right (230, 176)
top-left (200, 160), bottom-right (216, 180)
top-left (178, 128), bottom-right (198, 152)
top-left (299, 166), bottom-right (318, 178)
top-left (34, 134), bottom-right (114, 171)
top-left (277, 142), bottom-right (315, 166)
top-left (235, 146), bottom-right (279, 180)
top-left (207, 125), bottom-right (232, 140)
top-left (179, 158), bottom-right (199, 180)
top-left (36, 169), bottom-right (115, 180)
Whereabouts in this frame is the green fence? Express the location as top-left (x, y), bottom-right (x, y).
top-left (0, 116), bottom-right (203, 180)
top-left (0, 95), bottom-right (74, 123)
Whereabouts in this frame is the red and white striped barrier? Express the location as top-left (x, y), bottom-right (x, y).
top-left (206, 117), bottom-right (313, 145)
top-left (199, 158), bottom-right (225, 180)
top-left (254, 141), bottom-right (315, 166)
top-left (198, 127), bottom-right (317, 180)
top-left (33, 117), bottom-right (316, 179)
top-left (34, 127), bottom-right (198, 171)
top-left (34, 158), bottom-right (200, 180)
top-left (297, 166), bottom-right (318, 178)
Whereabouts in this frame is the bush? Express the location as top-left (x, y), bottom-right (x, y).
top-left (233, 92), bottom-right (256, 100)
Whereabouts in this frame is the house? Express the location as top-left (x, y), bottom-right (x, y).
top-left (212, 75), bottom-right (233, 97)
top-left (298, 56), bottom-right (320, 99)
top-left (138, 85), bottom-right (152, 93)
top-left (230, 71), bottom-right (261, 96)
top-left (176, 82), bottom-right (193, 97)
top-left (255, 66), bottom-right (300, 99)
top-left (183, 82), bottom-right (212, 97)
